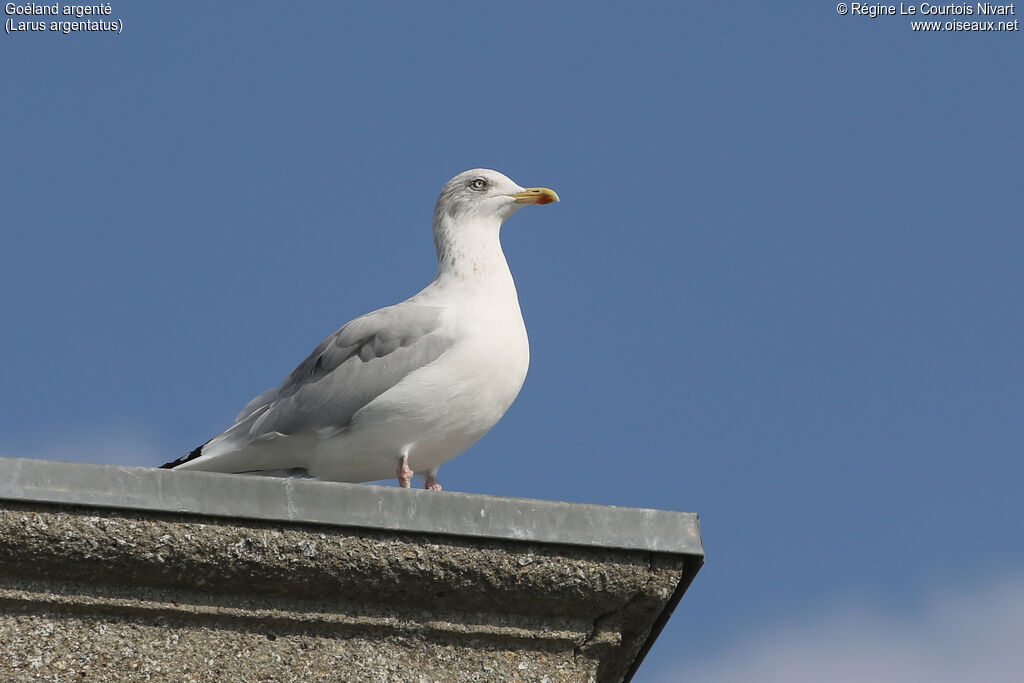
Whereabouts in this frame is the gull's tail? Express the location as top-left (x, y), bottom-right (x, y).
top-left (159, 438), bottom-right (313, 479)
top-left (159, 442), bottom-right (208, 469)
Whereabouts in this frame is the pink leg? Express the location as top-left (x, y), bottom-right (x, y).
top-left (396, 455), bottom-right (413, 489)
top-left (424, 470), bottom-right (442, 491)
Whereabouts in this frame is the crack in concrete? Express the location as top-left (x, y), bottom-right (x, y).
top-left (572, 553), bottom-right (658, 674)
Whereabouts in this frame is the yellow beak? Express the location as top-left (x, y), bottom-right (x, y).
top-left (510, 187), bottom-right (560, 205)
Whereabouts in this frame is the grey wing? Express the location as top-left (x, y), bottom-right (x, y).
top-left (236, 303), bottom-right (452, 439)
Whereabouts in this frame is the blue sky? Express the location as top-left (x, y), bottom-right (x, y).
top-left (3, 3), bottom-right (1021, 680)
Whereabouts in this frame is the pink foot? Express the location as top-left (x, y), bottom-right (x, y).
top-left (396, 455), bottom-right (413, 489)
top-left (424, 471), bottom-right (442, 491)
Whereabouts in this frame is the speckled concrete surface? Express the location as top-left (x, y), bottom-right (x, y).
top-left (0, 503), bottom-right (695, 682)
top-left (0, 610), bottom-right (588, 682)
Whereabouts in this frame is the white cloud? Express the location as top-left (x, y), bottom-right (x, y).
top-left (656, 572), bottom-right (1024, 683)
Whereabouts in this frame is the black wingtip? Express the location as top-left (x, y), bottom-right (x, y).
top-left (159, 442), bottom-right (207, 469)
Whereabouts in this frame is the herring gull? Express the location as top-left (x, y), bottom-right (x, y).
top-left (161, 169), bottom-right (559, 490)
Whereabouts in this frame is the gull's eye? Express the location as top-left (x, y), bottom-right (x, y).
top-left (470, 178), bottom-right (488, 191)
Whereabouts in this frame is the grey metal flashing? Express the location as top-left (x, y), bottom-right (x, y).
top-left (0, 456), bottom-right (703, 557)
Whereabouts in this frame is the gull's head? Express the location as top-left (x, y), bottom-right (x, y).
top-left (434, 169), bottom-right (559, 227)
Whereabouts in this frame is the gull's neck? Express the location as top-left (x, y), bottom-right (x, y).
top-left (431, 211), bottom-right (517, 295)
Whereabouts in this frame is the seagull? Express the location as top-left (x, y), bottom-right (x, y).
top-left (161, 169), bottom-right (558, 490)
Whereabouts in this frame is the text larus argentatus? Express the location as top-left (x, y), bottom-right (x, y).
top-left (161, 169), bottom-right (558, 490)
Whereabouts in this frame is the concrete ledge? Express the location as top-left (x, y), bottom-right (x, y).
top-left (0, 457), bottom-right (702, 555)
top-left (0, 457), bottom-right (703, 682)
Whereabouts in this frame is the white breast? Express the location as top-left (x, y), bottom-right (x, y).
top-left (306, 285), bottom-right (530, 482)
